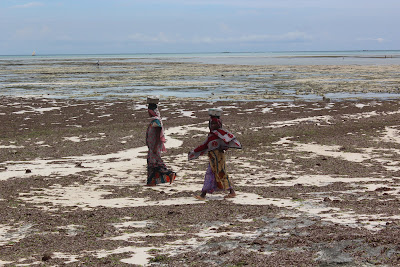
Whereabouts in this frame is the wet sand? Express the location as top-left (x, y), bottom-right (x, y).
top-left (2, 95), bottom-right (400, 266)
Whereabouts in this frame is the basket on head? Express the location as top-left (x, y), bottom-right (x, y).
top-left (208, 108), bottom-right (223, 117)
top-left (147, 96), bottom-right (160, 104)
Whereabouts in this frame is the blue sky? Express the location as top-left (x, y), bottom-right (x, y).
top-left (1, 0), bottom-right (399, 55)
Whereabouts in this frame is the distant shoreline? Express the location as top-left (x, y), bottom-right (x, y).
top-left (2, 49), bottom-right (400, 58)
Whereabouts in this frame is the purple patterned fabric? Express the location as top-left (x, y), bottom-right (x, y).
top-left (201, 163), bottom-right (232, 193)
top-left (202, 164), bottom-right (219, 193)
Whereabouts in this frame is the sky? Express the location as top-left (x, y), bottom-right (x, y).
top-left (0, 0), bottom-right (399, 55)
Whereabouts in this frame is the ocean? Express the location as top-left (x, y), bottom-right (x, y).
top-left (2, 50), bottom-right (400, 65)
top-left (1, 51), bottom-right (400, 101)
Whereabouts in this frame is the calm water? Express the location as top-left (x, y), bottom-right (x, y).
top-left (2, 50), bottom-right (400, 65)
top-left (1, 51), bottom-right (400, 101)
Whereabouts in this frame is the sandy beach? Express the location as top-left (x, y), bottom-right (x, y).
top-left (2, 0), bottom-right (400, 261)
top-left (2, 87), bottom-right (400, 266)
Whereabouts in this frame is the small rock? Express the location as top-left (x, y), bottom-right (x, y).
top-left (42, 253), bottom-right (52, 261)
top-left (252, 240), bottom-right (264, 245)
top-left (322, 96), bottom-right (331, 103)
top-left (25, 169), bottom-right (31, 174)
top-left (375, 187), bottom-right (392, 192)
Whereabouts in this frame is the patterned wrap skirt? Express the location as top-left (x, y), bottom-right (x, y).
top-left (146, 122), bottom-right (175, 185)
top-left (202, 150), bottom-right (232, 193)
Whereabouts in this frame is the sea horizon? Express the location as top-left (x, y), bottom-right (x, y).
top-left (2, 50), bottom-right (400, 66)
top-left (2, 49), bottom-right (400, 57)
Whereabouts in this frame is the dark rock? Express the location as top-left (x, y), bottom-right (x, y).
top-left (42, 253), bottom-right (52, 261)
top-left (375, 187), bottom-right (392, 192)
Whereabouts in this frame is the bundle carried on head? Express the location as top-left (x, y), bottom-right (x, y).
top-left (208, 108), bottom-right (223, 118)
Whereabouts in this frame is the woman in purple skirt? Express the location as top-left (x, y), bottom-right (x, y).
top-left (188, 108), bottom-right (242, 200)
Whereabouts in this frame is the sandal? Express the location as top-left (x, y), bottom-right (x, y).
top-left (194, 195), bottom-right (206, 201)
top-left (146, 180), bottom-right (156, 186)
top-left (224, 193), bottom-right (236, 199)
top-left (170, 172), bottom-right (177, 184)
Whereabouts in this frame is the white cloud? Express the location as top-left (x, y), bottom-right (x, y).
top-left (12, 25), bottom-right (52, 40)
top-left (128, 31), bottom-right (312, 44)
top-left (128, 32), bottom-right (184, 43)
top-left (357, 37), bottom-right (386, 43)
top-left (191, 31), bottom-right (313, 44)
top-left (239, 31), bottom-right (313, 42)
top-left (13, 26), bottom-right (36, 39)
top-left (126, 0), bottom-right (400, 9)
top-left (12, 2), bottom-right (44, 8)
top-left (219, 23), bottom-right (233, 34)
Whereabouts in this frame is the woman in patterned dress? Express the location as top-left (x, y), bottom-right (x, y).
top-left (188, 108), bottom-right (242, 200)
top-left (146, 102), bottom-right (176, 186)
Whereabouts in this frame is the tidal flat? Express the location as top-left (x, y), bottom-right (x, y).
top-left (1, 58), bottom-right (400, 100)
top-left (2, 94), bottom-right (400, 266)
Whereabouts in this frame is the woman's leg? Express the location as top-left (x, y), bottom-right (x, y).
top-left (195, 191), bottom-right (207, 200)
top-left (224, 187), bottom-right (236, 198)
top-left (194, 164), bottom-right (215, 200)
top-left (146, 166), bottom-right (156, 186)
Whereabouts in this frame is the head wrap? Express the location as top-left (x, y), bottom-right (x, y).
top-left (148, 105), bottom-right (162, 119)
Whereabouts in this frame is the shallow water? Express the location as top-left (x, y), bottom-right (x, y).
top-left (1, 51), bottom-right (400, 101)
top-left (3, 50), bottom-right (400, 65)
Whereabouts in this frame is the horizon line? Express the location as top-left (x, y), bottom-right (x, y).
top-left (2, 49), bottom-right (400, 57)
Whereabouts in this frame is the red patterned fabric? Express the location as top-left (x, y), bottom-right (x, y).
top-left (188, 128), bottom-right (241, 160)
